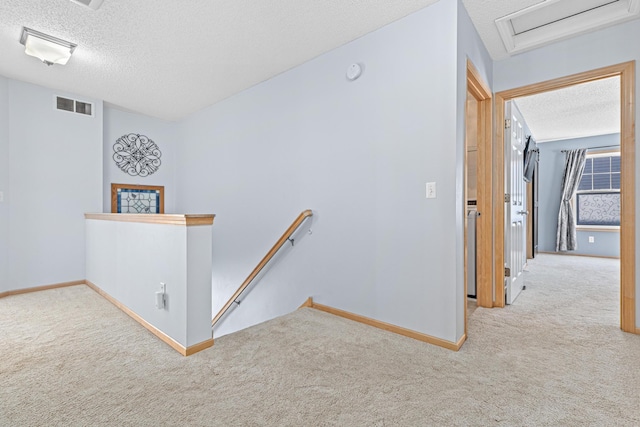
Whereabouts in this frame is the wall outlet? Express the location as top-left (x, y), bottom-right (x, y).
top-left (155, 282), bottom-right (166, 309)
top-left (588, 236), bottom-right (595, 243)
top-left (426, 182), bottom-right (437, 199)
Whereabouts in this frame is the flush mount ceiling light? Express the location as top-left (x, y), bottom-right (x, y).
top-left (69, 0), bottom-right (105, 10)
top-left (19, 27), bottom-right (77, 66)
top-left (496, 0), bottom-right (640, 56)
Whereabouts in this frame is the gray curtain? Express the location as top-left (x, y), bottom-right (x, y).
top-left (556, 149), bottom-right (587, 251)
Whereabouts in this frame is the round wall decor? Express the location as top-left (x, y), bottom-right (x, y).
top-left (113, 133), bottom-right (162, 177)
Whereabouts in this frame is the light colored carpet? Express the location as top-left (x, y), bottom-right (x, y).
top-left (1, 254), bottom-right (639, 426)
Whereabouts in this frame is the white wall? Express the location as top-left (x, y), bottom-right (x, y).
top-left (494, 19), bottom-right (640, 324)
top-left (103, 107), bottom-right (177, 213)
top-left (537, 134), bottom-right (620, 257)
top-left (456, 0), bottom-right (493, 338)
top-left (5, 80), bottom-right (102, 291)
top-left (86, 219), bottom-right (213, 348)
top-left (0, 76), bottom-right (8, 292)
top-left (177, 0), bottom-right (464, 342)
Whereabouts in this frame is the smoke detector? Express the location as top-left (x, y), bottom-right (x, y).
top-left (69, 0), bottom-right (105, 10)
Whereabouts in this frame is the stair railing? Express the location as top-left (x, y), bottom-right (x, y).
top-left (212, 209), bottom-right (313, 327)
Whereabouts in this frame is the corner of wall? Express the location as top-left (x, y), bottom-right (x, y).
top-left (6, 79), bottom-right (103, 290)
top-left (103, 107), bottom-right (179, 214)
top-left (176, 0), bottom-right (464, 343)
top-left (0, 75), bottom-right (9, 292)
top-left (456, 0), bottom-right (494, 340)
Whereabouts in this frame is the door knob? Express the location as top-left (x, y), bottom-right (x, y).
top-left (518, 210), bottom-right (529, 215)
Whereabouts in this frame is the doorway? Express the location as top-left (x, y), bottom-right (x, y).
top-left (493, 61), bottom-right (636, 332)
top-left (465, 60), bottom-right (493, 338)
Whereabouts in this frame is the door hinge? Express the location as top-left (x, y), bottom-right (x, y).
top-left (505, 119), bottom-right (511, 129)
top-left (505, 267), bottom-right (511, 277)
top-left (504, 193), bottom-right (511, 203)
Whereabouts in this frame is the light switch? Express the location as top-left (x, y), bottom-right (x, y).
top-left (0, 191), bottom-right (3, 202)
top-left (426, 182), bottom-right (436, 199)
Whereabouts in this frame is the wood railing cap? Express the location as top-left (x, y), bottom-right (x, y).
top-left (212, 209), bottom-right (313, 327)
top-left (85, 213), bottom-right (215, 226)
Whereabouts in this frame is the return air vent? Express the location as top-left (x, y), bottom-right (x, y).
top-left (55, 96), bottom-right (94, 117)
top-left (495, 0), bottom-right (640, 55)
top-left (69, 0), bottom-right (105, 10)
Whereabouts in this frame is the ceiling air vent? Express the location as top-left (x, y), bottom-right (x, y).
top-left (56, 96), bottom-right (94, 117)
top-left (69, 0), bottom-right (105, 10)
top-left (496, 0), bottom-right (640, 55)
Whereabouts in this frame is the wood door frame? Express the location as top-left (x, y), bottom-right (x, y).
top-left (465, 60), bottom-right (494, 335)
top-left (494, 61), bottom-right (636, 333)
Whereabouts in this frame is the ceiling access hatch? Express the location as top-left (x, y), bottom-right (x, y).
top-left (495, 0), bottom-right (640, 55)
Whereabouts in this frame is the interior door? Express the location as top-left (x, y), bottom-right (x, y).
top-left (504, 101), bottom-right (527, 304)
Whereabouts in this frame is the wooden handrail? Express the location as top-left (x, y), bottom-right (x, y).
top-left (212, 209), bottom-right (313, 327)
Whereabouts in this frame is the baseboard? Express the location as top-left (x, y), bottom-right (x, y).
top-left (0, 280), bottom-right (85, 299)
top-left (302, 297), bottom-right (466, 352)
top-left (85, 280), bottom-right (213, 356)
top-left (184, 338), bottom-right (215, 356)
top-left (537, 251), bottom-right (620, 260)
top-left (299, 297), bottom-right (314, 308)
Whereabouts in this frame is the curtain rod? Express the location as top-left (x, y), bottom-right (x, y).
top-left (560, 144), bottom-right (620, 153)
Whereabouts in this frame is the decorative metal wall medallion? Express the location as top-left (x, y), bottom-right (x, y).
top-left (113, 133), bottom-right (162, 177)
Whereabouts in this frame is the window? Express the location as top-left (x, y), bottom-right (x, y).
top-left (576, 152), bottom-right (620, 227)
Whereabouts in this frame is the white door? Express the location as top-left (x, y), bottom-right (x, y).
top-left (504, 101), bottom-right (527, 304)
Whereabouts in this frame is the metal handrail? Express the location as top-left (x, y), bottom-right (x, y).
top-left (211, 209), bottom-right (313, 327)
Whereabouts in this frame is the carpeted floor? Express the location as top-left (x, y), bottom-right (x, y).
top-left (1, 254), bottom-right (639, 426)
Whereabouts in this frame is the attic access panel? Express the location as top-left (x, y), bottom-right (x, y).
top-left (511, 0), bottom-right (618, 35)
top-left (495, 0), bottom-right (640, 55)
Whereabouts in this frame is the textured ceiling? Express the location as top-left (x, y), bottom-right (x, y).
top-left (514, 77), bottom-right (620, 142)
top-left (0, 0), bottom-right (439, 121)
top-left (0, 0), bottom-right (632, 128)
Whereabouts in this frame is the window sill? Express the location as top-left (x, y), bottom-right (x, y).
top-left (577, 226), bottom-right (620, 233)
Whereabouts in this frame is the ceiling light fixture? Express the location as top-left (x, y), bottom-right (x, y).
top-left (19, 27), bottom-right (77, 66)
top-left (69, 0), bottom-right (105, 11)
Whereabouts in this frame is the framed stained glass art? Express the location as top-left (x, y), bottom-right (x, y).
top-left (111, 183), bottom-right (165, 214)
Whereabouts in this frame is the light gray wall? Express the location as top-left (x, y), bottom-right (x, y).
top-left (103, 107), bottom-right (177, 213)
top-left (86, 219), bottom-right (213, 348)
top-left (537, 134), bottom-right (620, 257)
top-left (0, 76), bottom-right (8, 292)
top-left (456, 0), bottom-right (493, 338)
top-left (493, 19), bottom-right (640, 323)
top-left (176, 0), bottom-right (466, 342)
top-left (5, 80), bottom-right (103, 291)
